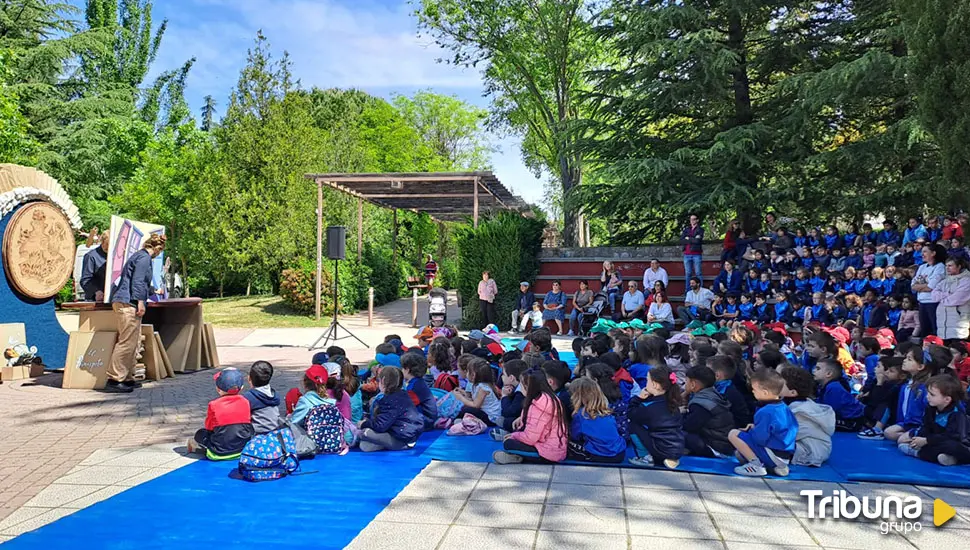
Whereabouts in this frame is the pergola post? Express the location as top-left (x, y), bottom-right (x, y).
top-left (357, 197), bottom-right (363, 262)
top-left (437, 221), bottom-right (446, 261)
top-left (473, 176), bottom-right (479, 228)
top-left (392, 208), bottom-right (398, 266)
top-left (315, 180), bottom-right (323, 321)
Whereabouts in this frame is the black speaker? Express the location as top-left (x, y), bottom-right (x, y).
top-left (327, 226), bottom-right (346, 260)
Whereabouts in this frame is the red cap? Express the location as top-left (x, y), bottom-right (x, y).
top-left (305, 364), bottom-right (329, 385)
top-left (923, 335), bottom-right (944, 347)
top-left (763, 322), bottom-right (787, 337)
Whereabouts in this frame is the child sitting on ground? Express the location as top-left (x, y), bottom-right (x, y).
top-left (542, 360), bottom-right (574, 418)
top-left (290, 365), bottom-right (338, 427)
top-left (357, 368), bottom-right (425, 452)
top-left (780, 366), bottom-right (835, 466)
top-left (683, 365), bottom-right (734, 458)
top-left (883, 345), bottom-right (944, 441)
top-left (587, 363), bottom-right (629, 439)
top-left (401, 352), bottom-right (437, 430)
top-left (729, 368), bottom-right (798, 477)
top-left (897, 374), bottom-right (970, 465)
top-left (188, 368), bottom-right (254, 460)
top-left (333, 355), bottom-right (363, 423)
top-left (493, 369), bottom-right (569, 464)
top-left (630, 334), bottom-right (667, 390)
top-left (857, 356), bottom-right (906, 439)
top-left (496, 359), bottom-right (528, 434)
top-left (599, 351), bottom-right (641, 403)
top-left (566, 378), bottom-right (626, 463)
top-left (628, 365), bottom-right (685, 468)
top-left (711, 355), bottom-right (753, 428)
top-left (452, 357), bottom-right (502, 426)
top-left (428, 338), bottom-right (459, 391)
top-left (243, 361), bottom-right (281, 435)
top-left (324, 362), bottom-right (352, 420)
top-left (813, 358), bottom-right (866, 432)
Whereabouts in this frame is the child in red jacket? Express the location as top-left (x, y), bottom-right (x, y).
top-left (187, 368), bottom-right (254, 460)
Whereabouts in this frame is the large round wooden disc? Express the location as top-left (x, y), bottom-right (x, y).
top-left (2, 202), bottom-right (76, 299)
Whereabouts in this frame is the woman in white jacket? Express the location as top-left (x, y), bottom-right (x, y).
top-left (931, 257), bottom-right (970, 341)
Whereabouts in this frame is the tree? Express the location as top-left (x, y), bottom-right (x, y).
top-left (392, 90), bottom-right (492, 169)
top-left (415, 0), bottom-right (598, 246)
top-left (897, 0), bottom-right (970, 208)
top-left (200, 94), bottom-right (217, 131)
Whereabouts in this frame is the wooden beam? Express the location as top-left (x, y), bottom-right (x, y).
top-left (315, 180), bottom-right (323, 321)
top-left (365, 193), bottom-right (477, 199)
top-left (313, 175), bottom-right (481, 183)
top-left (356, 197), bottom-right (363, 262)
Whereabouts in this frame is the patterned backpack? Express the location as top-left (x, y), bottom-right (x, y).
top-left (237, 427), bottom-right (300, 482)
top-left (305, 403), bottom-right (346, 454)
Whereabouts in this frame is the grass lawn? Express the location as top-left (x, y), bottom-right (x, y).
top-left (201, 295), bottom-right (333, 328)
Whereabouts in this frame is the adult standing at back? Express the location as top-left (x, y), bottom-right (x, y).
top-left (931, 257), bottom-right (970, 341)
top-left (477, 270), bottom-right (498, 327)
top-left (600, 260), bottom-right (623, 313)
top-left (642, 258), bottom-right (669, 291)
top-left (681, 213), bottom-right (705, 289)
top-left (106, 234), bottom-right (166, 393)
top-left (80, 231), bottom-right (110, 301)
top-left (911, 244), bottom-right (947, 337)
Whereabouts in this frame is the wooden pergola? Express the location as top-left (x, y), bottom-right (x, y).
top-left (304, 171), bottom-right (530, 320)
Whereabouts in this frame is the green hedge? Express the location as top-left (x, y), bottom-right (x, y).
top-left (279, 258), bottom-right (376, 315)
top-left (456, 212), bottom-right (546, 330)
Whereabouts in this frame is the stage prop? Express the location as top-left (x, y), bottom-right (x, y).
top-left (103, 215), bottom-right (167, 302)
top-left (0, 164), bottom-right (83, 370)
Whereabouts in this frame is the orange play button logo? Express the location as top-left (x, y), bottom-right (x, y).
top-left (934, 499), bottom-right (956, 527)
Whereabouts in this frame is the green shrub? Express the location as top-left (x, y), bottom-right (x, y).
top-left (456, 212), bottom-right (546, 330)
top-left (279, 258), bottom-right (373, 315)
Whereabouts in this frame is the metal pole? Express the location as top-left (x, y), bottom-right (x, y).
top-left (315, 180), bottom-right (323, 321)
top-left (357, 197), bottom-right (363, 262)
top-left (368, 287), bottom-right (374, 327)
top-left (412, 287), bottom-right (418, 328)
top-left (473, 176), bottom-right (479, 229)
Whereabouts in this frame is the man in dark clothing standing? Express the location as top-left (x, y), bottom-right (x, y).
top-left (80, 232), bottom-right (110, 301)
top-left (681, 214), bottom-right (705, 289)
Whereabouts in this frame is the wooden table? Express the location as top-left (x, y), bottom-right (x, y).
top-left (62, 298), bottom-right (206, 373)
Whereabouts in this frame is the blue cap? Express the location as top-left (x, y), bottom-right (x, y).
top-left (311, 351), bottom-right (329, 364)
top-left (214, 368), bottom-right (245, 394)
top-left (375, 353), bottom-right (401, 368)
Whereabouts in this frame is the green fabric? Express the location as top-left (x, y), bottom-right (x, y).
top-left (205, 449), bottom-right (242, 462)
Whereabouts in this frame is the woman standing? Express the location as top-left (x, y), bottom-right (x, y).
top-left (477, 271), bottom-right (498, 327)
top-left (600, 261), bottom-right (623, 313)
top-left (106, 234), bottom-right (166, 393)
top-left (567, 280), bottom-right (594, 336)
top-left (932, 257), bottom-right (970, 341)
top-left (911, 244), bottom-right (947, 336)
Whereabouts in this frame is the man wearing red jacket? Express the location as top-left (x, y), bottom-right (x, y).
top-left (188, 368), bottom-right (254, 460)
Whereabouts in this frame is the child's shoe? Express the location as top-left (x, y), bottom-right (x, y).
top-left (857, 426), bottom-right (883, 440)
top-left (771, 462), bottom-right (790, 477)
top-left (663, 458), bottom-right (680, 469)
top-left (897, 443), bottom-right (919, 457)
top-left (734, 459), bottom-right (767, 477)
top-left (492, 451), bottom-right (524, 465)
top-left (938, 454), bottom-right (959, 466)
top-left (629, 455), bottom-right (654, 467)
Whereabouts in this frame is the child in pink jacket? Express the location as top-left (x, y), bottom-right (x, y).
top-left (493, 369), bottom-right (568, 464)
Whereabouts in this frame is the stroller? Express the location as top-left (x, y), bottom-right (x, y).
top-left (428, 287), bottom-right (448, 328)
top-left (578, 292), bottom-right (608, 336)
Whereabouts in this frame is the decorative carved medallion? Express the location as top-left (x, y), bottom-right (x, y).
top-left (3, 202), bottom-right (76, 299)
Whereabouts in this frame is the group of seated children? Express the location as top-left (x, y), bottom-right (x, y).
top-left (188, 322), bottom-right (970, 478)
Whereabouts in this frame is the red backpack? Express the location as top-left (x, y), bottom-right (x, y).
top-left (433, 372), bottom-right (459, 392)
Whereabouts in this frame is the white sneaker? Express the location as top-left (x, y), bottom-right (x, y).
top-left (734, 460), bottom-right (767, 477)
top-left (897, 443), bottom-right (919, 458)
top-left (492, 451), bottom-right (524, 465)
top-left (629, 455), bottom-right (654, 467)
top-left (772, 463), bottom-right (790, 477)
top-left (938, 454), bottom-right (959, 466)
top-left (663, 458), bottom-right (680, 469)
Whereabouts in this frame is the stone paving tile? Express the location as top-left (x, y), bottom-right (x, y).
top-left (623, 487), bottom-right (707, 513)
top-left (539, 504), bottom-right (627, 534)
top-left (725, 544), bottom-right (816, 550)
top-left (0, 508), bottom-right (48, 533)
top-left (692, 473), bottom-right (772, 494)
top-left (536, 531), bottom-right (629, 550)
top-left (713, 514), bottom-right (817, 547)
top-left (421, 460), bottom-right (488, 479)
top-left (52, 465), bottom-right (149, 486)
top-left (469, 480), bottom-right (549, 503)
top-left (455, 501), bottom-right (543, 530)
top-left (345, 521), bottom-right (448, 550)
top-left (61, 485), bottom-right (130, 509)
top-left (114, 467), bottom-right (177, 487)
top-left (547, 483), bottom-right (624, 508)
top-left (396, 476), bottom-right (478, 501)
top-left (551, 465), bottom-right (622, 486)
top-left (627, 509), bottom-right (720, 539)
top-left (21, 484), bottom-right (101, 508)
top-left (799, 518), bottom-right (913, 550)
top-left (440, 526), bottom-right (536, 550)
top-left (373, 497), bottom-right (466, 525)
top-left (702, 490), bottom-right (794, 517)
top-left (0, 508), bottom-right (74, 537)
top-left (481, 463), bottom-right (553, 483)
top-left (621, 467), bottom-right (697, 491)
top-left (633, 537), bottom-right (725, 550)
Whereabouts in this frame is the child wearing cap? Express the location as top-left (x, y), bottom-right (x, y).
top-left (187, 368), bottom-right (254, 460)
top-left (290, 365), bottom-right (337, 427)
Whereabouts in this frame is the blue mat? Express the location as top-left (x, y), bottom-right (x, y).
top-left (4, 431), bottom-right (444, 550)
top-left (827, 432), bottom-right (970, 488)
top-left (422, 433), bottom-right (847, 482)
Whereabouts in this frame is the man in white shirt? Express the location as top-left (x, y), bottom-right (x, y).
top-left (677, 277), bottom-right (715, 325)
top-left (613, 281), bottom-right (646, 321)
top-left (642, 258), bottom-right (669, 290)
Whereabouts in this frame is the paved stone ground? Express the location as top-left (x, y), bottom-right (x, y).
top-left (348, 464), bottom-right (970, 550)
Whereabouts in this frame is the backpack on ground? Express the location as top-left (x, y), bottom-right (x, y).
top-left (237, 427), bottom-right (300, 482)
top-left (432, 387), bottom-right (462, 420)
top-left (305, 403), bottom-right (347, 454)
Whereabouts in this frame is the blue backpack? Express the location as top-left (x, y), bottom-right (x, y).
top-left (237, 428), bottom-right (300, 482)
top-left (305, 403), bottom-right (346, 454)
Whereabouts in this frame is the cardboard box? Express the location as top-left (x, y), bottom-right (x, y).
top-left (62, 331), bottom-right (117, 390)
top-left (1, 365), bottom-right (29, 381)
top-left (28, 363), bottom-right (45, 378)
top-left (1, 323), bottom-right (27, 349)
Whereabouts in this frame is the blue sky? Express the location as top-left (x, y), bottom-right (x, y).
top-left (84, 0), bottom-right (547, 206)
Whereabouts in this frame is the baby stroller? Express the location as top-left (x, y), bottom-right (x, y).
top-left (578, 292), bottom-right (608, 336)
top-left (428, 287), bottom-right (448, 328)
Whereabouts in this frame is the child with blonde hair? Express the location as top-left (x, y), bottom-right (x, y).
top-left (566, 378), bottom-right (626, 463)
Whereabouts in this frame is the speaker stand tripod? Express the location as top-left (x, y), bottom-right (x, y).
top-left (309, 259), bottom-right (369, 350)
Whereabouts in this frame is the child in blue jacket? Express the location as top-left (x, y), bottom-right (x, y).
top-left (358, 368), bottom-right (425, 451)
top-left (814, 359), bottom-right (866, 432)
top-left (883, 345), bottom-right (944, 442)
top-left (729, 369), bottom-right (798, 477)
top-left (566, 378), bottom-right (626, 463)
top-left (711, 355), bottom-right (752, 428)
top-left (897, 375), bottom-right (970, 465)
top-left (401, 352), bottom-right (437, 431)
top-left (628, 365), bottom-right (686, 468)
